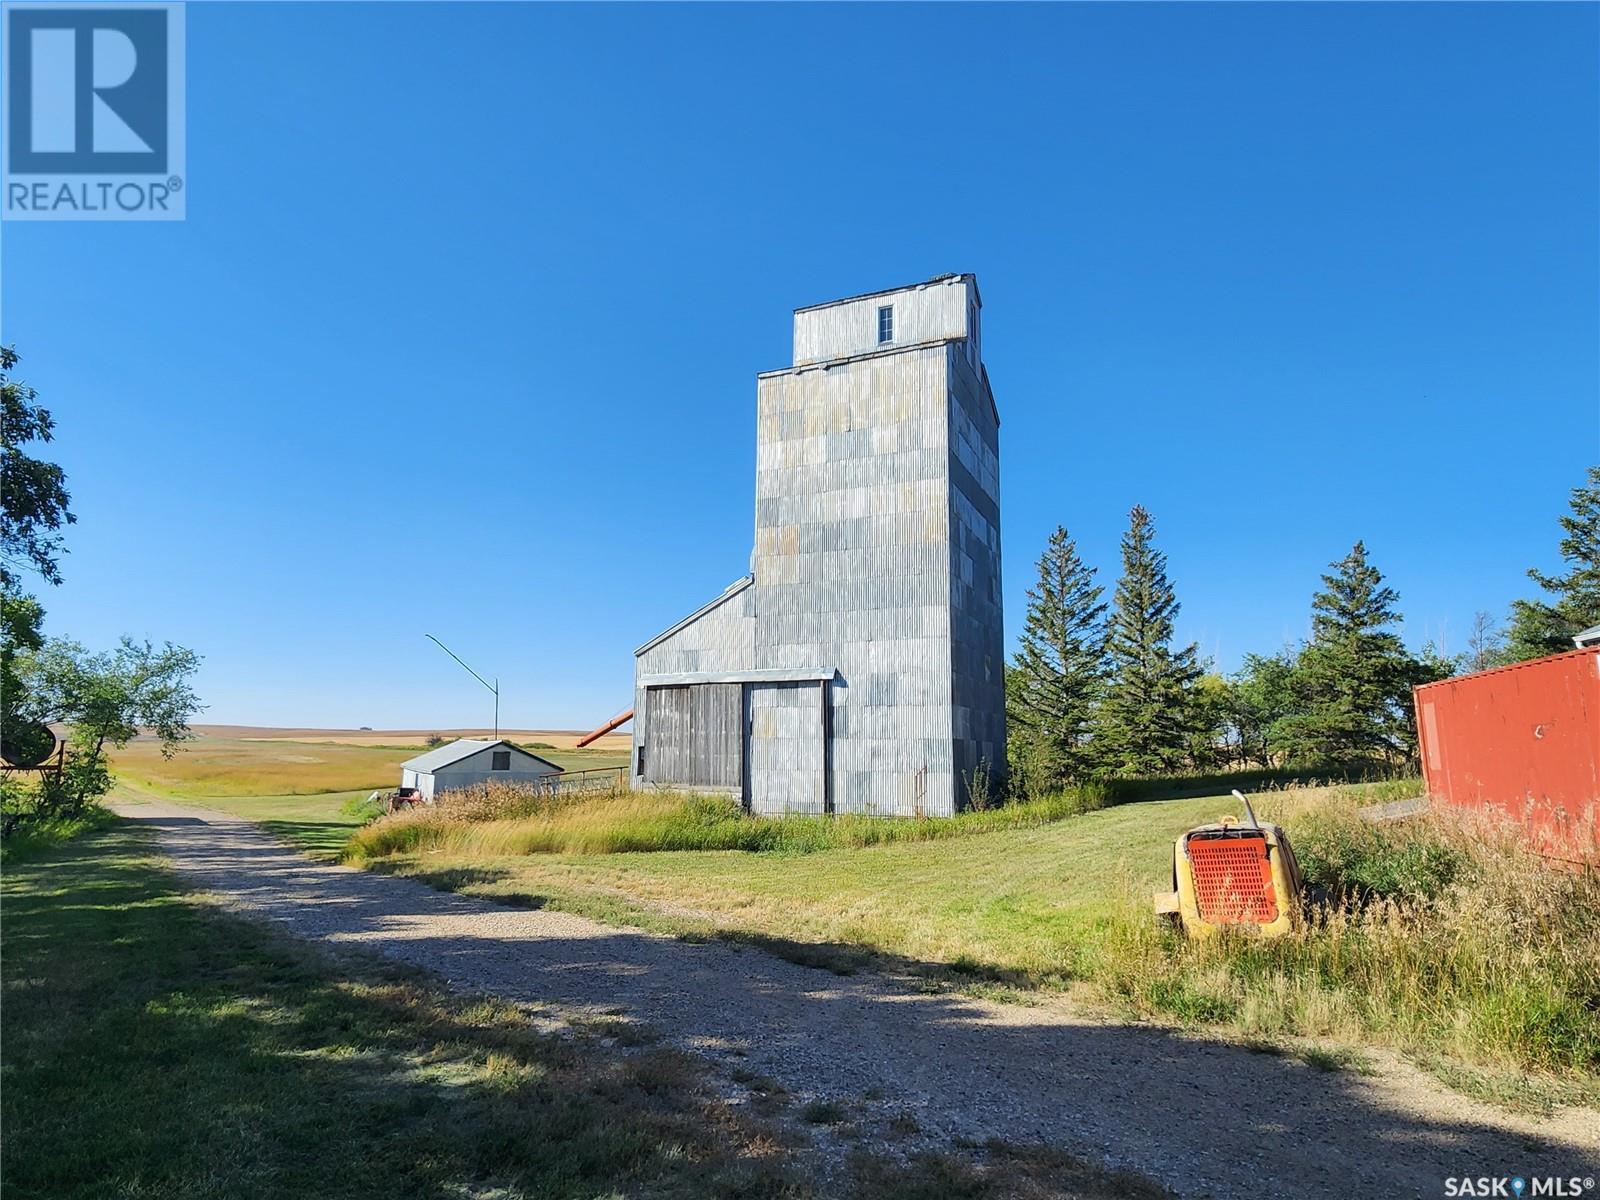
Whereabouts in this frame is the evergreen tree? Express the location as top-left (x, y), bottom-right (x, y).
top-left (1098, 506), bottom-right (1201, 776)
top-left (1005, 526), bottom-right (1106, 790)
top-left (1504, 467), bottom-right (1600, 661)
top-left (1277, 541), bottom-right (1434, 767)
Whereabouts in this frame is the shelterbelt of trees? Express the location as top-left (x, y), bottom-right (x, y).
top-left (1004, 470), bottom-right (1600, 796)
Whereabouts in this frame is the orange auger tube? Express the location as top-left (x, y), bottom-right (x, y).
top-left (576, 709), bottom-right (633, 749)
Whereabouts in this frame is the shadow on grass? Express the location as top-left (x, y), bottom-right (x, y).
top-left (3, 822), bottom-right (1183, 1200)
top-left (370, 859), bottom-right (1064, 994)
top-left (1, 826), bottom-right (804, 1200)
top-left (92, 807), bottom-right (1600, 1200)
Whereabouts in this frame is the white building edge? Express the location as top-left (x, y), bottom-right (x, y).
top-left (631, 274), bottom-right (1005, 818)
top-left (399, 738), bottom-right (562, 802)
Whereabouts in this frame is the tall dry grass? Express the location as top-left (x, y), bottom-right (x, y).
top-left (345, 779), bottom-right (1114, 860)
top-left (345, 778), bottom-right (1599, 1075)
top-left (1097, 787), bottom-right (1600, 1073)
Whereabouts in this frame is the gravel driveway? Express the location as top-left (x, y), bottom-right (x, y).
top-left (114, 798), bottom-right (1599, 1200)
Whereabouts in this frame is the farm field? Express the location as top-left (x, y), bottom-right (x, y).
top-left (108, 726), bottom-right (631, 799)
top-left (184, 723), bottom-right (632, 751)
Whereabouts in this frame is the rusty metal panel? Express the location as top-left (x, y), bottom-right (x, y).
top-left (1414, 647), bottom-right (1600, 860)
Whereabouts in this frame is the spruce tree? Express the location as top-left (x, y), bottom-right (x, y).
top-left (1005, 526), bottom-right (1106, 790)
top-left (1504, 466), bottom-right (1600, 661)
top-left (1098, 506), bottom-right (1201, 776)
top-left (1278, 541), bottom-right (1429, 767)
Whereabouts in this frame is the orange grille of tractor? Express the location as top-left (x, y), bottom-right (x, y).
top-left (1187, 834), bottom-right (1278, 926)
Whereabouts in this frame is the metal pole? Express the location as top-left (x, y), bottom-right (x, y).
top-left (425, 635), bottom-right (501, 739)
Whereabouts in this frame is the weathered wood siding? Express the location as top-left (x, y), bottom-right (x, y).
top-left (643, 683), bottom-right (742, 789)
top-left (633, 582), bottom-right (755, 786)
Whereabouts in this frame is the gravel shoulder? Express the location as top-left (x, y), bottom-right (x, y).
top-left (112, 797), bottom-right (1600, 1200)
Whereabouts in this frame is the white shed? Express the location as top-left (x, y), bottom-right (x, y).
top-left (399, 738), bottom-right (563, 801)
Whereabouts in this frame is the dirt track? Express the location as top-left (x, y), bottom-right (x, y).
top-left (113, 797), bottom-right (1600, 1200)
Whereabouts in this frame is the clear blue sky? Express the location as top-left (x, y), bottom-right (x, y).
top-left (4, 3), bottom-right (1596, 730)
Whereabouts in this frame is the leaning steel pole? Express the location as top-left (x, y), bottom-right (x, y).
top-left (424, 634), bottom-right (500, 740)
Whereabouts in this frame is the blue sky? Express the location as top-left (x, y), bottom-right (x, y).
top-left (4, 2), bottom-right (1596, 730)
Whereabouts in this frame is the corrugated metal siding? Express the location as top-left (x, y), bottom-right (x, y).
top-left (946, 344), bottom-right (1006, 800)
top-left (633, 277), bottom-right (1004, 819)
top-left (753, 344), bottom-right (958, 816)
top-left (793, 277), bottom-right (970, 365)
top-left (746, 681), bottom-right (825, 815)
top-left (1415, 648), bottom-right (1599, 860)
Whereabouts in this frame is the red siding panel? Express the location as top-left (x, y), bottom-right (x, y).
top-left (1413, 647), bottom-right (1600, 861)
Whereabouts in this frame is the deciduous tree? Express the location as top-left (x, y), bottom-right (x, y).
top-left (1225, 650), bottom-right (1299, 769)
top-left (0, 347), bottom-right (74, 589)
top-left (17, 637), bottom-right (203, 815)
top-left (1463, 610), bottom-right (1506, 674)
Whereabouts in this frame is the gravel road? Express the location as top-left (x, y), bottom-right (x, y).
top-left (113, 798), bottom-right (1600, 1200)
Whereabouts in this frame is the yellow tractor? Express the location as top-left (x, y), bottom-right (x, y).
top-left (1155, 790), bottom-right (1304, 938)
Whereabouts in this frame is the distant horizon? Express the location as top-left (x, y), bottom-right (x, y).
top-left (126, 722), bottom-right (633, 739)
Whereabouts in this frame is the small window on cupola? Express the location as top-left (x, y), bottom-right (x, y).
top-left (877, 305), bottom-right (894, 344)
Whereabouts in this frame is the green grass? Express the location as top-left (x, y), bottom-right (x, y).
top-left (0, 820), bottom-right (815, 1200)
top-left (113, 781), bottom-right (380, 860)
top-left (1090, 790), bottom-right (1600, 1081)
top-left (105, 749), bottom-right (1600, 1098)
top-left (351, 790), bottom-right (1248, 988)
top-left (0, 804), bottom-right (117, 864)
top-left (341, 779), bottom-right (1600, 1087)
top-left (346, 783), bottom-right (1114, 860)
top-left (1, 817), bottom-right (1165, 1200)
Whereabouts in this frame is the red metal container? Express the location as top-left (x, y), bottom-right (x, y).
top-left (1414, 647), bottom-right (1599, 862)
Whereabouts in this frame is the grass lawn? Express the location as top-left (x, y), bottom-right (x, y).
top-left (113, 782), bottom-right (383, 859)
top-left (363, 792), bottom-right (1235, 989)
top-left (99, 747), bottom-right (1600, 1098)
top-left (1, 818), bottom-right (1168, 1200)
top-left (347, 782), bottom-right (1600, 1095)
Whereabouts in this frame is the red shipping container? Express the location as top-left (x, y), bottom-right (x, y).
top-left (1414, 647), bottom-right (1599, 862)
